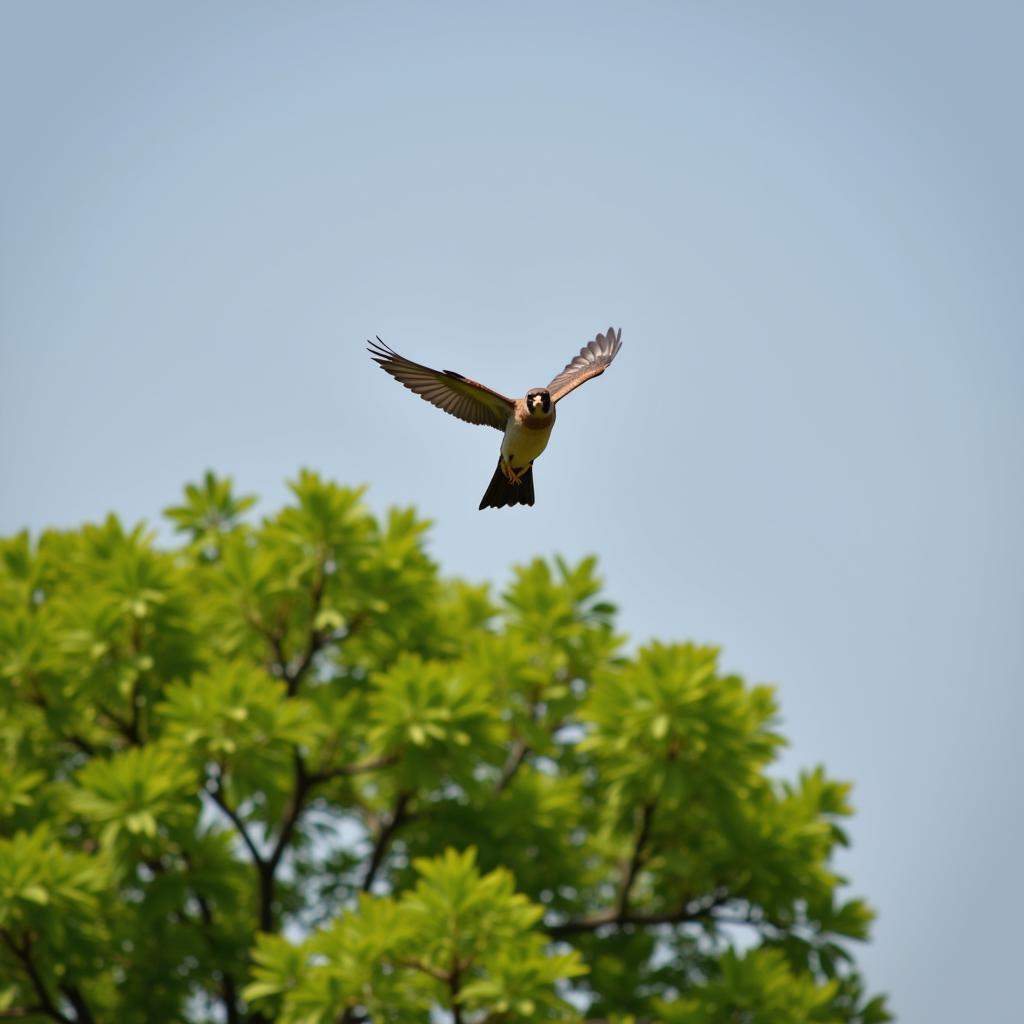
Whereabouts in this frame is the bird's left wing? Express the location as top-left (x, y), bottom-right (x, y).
top-left (368, 338), bottom-right (514, 430)
top-left (547, 327), bottom-right (623, 403)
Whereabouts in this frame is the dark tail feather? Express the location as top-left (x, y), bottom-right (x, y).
top-left (479, 460), bottom-right (535, 510)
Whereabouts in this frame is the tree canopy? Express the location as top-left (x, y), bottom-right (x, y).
top-left (0, 471), bottom-right (890, 1023)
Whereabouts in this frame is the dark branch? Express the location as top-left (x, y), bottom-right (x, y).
top-left (494, 685), bottom-right (550, 795)
top-left (125, 676), bottom-right (143, 746)
top-left (96, 701), bottom-right (138, 745)
top-left (208, 743), bottom-right (397, 933)
top-left (545, 889), bottom-right (731, 938)
top-left (206, 777), bottom-right (266, 868)
top-left (361, 792), bottom-right (412, 892)
top-left (253, 753), bottom-right (318, 933)
top-left (126, 619), bottom-right (146, 745)
top-left (187, 859), bottom-right (241, 1024)
top-left (58, 986), bottom-right (94, 1024)
top-left (220, 972), bottom-right (240, 1024)
top-left (495, 738), bottom-right (529, 794)
top-left (26, 678), bottom-right (97, 756)
top-left (65, 732), bottom-right (96, 756)
top-left (267, 754), bottom-right (314, 874)
top-left (269, 631), bottom-right (289, 676)
top-left (449, 961), bottom-right (464, 1024)
top-left (308, 753), bottom-right (399, 784)
top-left (0, 930), bottom-right (72, 1024)
top-left (394, 956), bottom-right (450, 983)
top-left (616, 801), bottom-right (655, 918)
top-left (283, 567), bottom-right (326, 696)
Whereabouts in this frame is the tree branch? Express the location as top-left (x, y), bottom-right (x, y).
top-left (125, 677), bottom-right (143, 746)
top-left (395, 956), bottom-right (449, 983)
top-left (96, 701), bottom-right (138, 745)
top-left (494, 738), bottom-right (529, 794)
top-left (449, 961), bottom-right (464, 1024)
top-left (58, 986), bottom-right (94, 1024)
top-left (208, 747), bottom-right (397, 933)
top-left (220, 973), bottom-right (240, 1024)
top-left (26, 678), bottom-right (97, 756)
top-left (186, 855), bottom-right (241, 1024)
top-left (268, 755), bottom-right (310, 871)
top-left (361, 791), bottom-right (412, 892)
top-left (493, 684), bottom-right (549, 795)
top-left (0, 931), bottom-right (73, 1024)
top-left (206, 776), bottom-right (266, 868)
top-left (250, 753), bottom-right (318, 933)
top-left (126, 619), bottom-right (146, 745)
top-left (283, 567), bottom-right (326, 696)
top-left (616, 801), bottom-right (655, 918)
top-left (65, 732), bottom-right (96, 757)
top-left (545, 889), bottom-right (731, 938)
top-left (308, 753), bottom-right (399, 784)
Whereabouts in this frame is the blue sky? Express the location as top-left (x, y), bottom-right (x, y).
top-left (2, 3), bottom-right (1022, 1019)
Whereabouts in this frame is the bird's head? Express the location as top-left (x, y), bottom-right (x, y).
top-left (526, 388), bottom-right (552, 415)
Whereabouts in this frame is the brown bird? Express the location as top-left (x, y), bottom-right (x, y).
top-left (368, 327), bottom-right (623, 509)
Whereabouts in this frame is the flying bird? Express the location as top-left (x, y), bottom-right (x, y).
top-left (368, 327), bottom-right (623, 509)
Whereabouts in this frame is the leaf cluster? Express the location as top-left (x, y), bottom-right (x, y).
top-left (0, 472), bottom-right (890, 1023)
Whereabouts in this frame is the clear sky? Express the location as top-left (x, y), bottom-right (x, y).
top-left (2, 3), bottom-right (1022, 1019)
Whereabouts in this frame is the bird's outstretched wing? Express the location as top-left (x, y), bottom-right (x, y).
top-left (547, 327), bottom-right (623, 403)
top-left (368, 338), bottom-right (515, 431)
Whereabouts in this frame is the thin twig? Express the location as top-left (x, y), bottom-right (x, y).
top-left (206, 779), bottom-right (265, 868)
top-left (308, 753), bottom-right (399, 784)
top-left (126, 618), bottom-right (145, 745)
top-left (545, 889), bottom-right (731, 938)
top-left (494, 684), bottom-right (547, 795)
top-left (616, 801), bottom-right (656, 917)
top-left (495, 738), bottom-right (529, 794)
top-left (283, 567), bottom-right (326, 695)
top-left (96, 701), bottom-right (136, 744)
top-left (185, 853), bottom-right (241, 1024)
top-left (26, 677), bottom-right (97, 755)
top-left (395, 956), bottom-right (450, 983)
top-left (361, 792), bottom-right (412, 892)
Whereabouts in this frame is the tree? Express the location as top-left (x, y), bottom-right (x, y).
top-left (0, 471), bottom-right (890, 1023)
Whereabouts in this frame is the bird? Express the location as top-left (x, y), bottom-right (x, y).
top-left (368, 327), bottom-right (623, 509)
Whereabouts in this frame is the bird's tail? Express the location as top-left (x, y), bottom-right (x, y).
top-left (479, 460), bottom-right (535, 510)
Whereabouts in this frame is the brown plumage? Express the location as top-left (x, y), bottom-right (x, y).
top-left (368, 327), bottom-right (623, 508)
top-left (366, 339), bottom-right (513, 429)
top-left (546, 328), bottom-right (624, 401)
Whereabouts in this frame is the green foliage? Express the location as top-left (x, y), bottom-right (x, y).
top-left (245, 848), bottom-right (586, 1022)
top-left (657, 947), bottom-right (841, 1023)
top-left (0, 472), bottom-right (891, 1023)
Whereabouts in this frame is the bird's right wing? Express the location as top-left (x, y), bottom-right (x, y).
top-left (368, 338), bottom-right (515, 430)
top-left (547, 327), bottom-right (623, 403)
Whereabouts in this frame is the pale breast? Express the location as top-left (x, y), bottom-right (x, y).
top-left (501, 408), bottom-right (555, 468)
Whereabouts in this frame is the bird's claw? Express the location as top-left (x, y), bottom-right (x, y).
top-left (501, 460), bottom-right (523, 485)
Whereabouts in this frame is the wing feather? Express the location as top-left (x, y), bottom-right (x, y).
top-left (367, 338), bottom-right (514, 430)
top-left (547, 327), bottom-right (623, 403)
